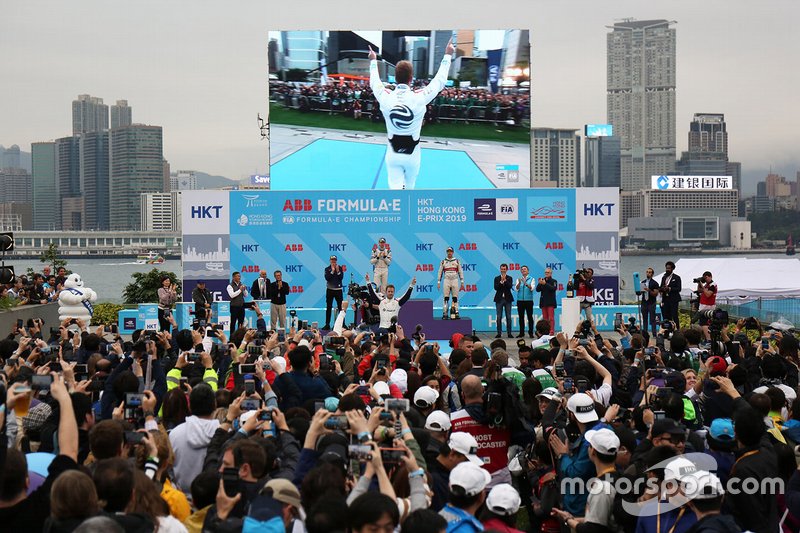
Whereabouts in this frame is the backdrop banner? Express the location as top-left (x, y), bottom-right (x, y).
top-left (180, 188), bottom-right (620, 319)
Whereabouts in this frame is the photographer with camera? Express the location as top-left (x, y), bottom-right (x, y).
top-left (575, 267), bottom-right (595, 325)
top-left (695, 271), bottom-right (718, 341)
top-left (365, 274), bottom-right (416, 332)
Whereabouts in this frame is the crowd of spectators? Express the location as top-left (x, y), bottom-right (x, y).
top-left (2, 278), bottom-right (800, 532)
top-left (1, 265), bottom-right (69, 306)
top-left (270, 79), bottom-right (530, 127)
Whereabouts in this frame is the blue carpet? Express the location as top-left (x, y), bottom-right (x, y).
top-left (271, 138), bottom-right (493, 190)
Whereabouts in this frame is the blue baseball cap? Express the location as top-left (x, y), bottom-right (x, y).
top-left (709, 418), bottom-right (734, 441)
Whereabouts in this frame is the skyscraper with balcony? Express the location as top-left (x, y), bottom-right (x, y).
top-left (110, 125), bottom-right (164, 230)
top-left (532, 128), bottom-right (581, 188)
top-left (110, 100), bottom-right (132, 129)
top-left (72, 94), bottom-right (109, 135)
top-left (607, 19), bottom-right (676, 191)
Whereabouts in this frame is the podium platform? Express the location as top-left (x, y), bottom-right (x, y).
top-left (398, 299), bottom-right (473, 340)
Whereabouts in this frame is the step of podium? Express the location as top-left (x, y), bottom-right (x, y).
top-left (398, 299), bottom-right (473, 340)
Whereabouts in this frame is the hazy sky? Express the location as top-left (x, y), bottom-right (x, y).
top-left (2, 0), bottom-right (798, 191)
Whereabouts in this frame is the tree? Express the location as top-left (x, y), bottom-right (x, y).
top-left (30, 243), bottom-right (69, 277)
top-left (123, 268), bottom-right (181, 305)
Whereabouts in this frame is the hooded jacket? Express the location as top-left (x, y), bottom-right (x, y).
top-left (168, 415), bottom-right (220, 493)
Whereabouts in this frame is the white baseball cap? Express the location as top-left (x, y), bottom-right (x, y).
top-left (449, 461), bottom-right (491, 497)
top-left (566, 393), bottom-right (598, 424)
top-left (425, 410), bottom-right (451, 432)
top-left (414, 385), bottom-right (439, 408)
top-left (585, 428), bottom-right (620, 455)
top-left (271, 356), bottom-right (287, 374)
top-left (663, 457), bottom-right (698, 482)
top-left (390, 369), bottom-right (408, 393)
top-left (373, 381), bottom-right (390, 396)
top-left (536, 387), bottom-right (559, 401)
top-left (486, 483), bottom-right (521, 516)
top-left (448, 432), bottom-right (483, 466)
top-left (681, 470), bottom-right (725, 500)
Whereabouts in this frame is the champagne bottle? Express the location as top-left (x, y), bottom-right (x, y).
top-left (566, 274), bottom-right (574, 298)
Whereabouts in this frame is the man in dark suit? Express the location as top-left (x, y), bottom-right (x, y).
top-left (493, 263), bottom-right (514, 339)
top-left (660, 261), bottom-right (682, 325)
top-left (191, 280), bottom-right (212, 321)
top-left (640, 267), bottom-right (661, 337)
top-left (250, 270), bottom-right (272, 301)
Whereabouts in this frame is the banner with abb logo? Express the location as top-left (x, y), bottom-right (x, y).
top-left (181, 188), bottom-right (619, 308)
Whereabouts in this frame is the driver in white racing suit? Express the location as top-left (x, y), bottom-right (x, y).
top-left (437, 246), bottom-right (464, 319)
top-left (370, 237), bottom-right (392, 293)
top-left (365, 273), bottom-right (416, 331)
top-left (369, 40), bottom-right (454, 189)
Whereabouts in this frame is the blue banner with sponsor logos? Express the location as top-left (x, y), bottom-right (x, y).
top-left (487, 49), bottom-right (502, 93)
top-left (180, 188), bottom-right (620, 311)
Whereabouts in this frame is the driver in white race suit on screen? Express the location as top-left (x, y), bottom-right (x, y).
top-left (369, 39), bottom-right (454, 189)
top-left (437, 246), bottom-right (464, 319)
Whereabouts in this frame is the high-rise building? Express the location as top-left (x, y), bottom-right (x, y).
top-left (61, 197), bottom-right (84, 231)
top-left (55, 136), bottom-right (80, 195)
top-left (585, 136), bottom-right (621, 188)
top-left (31, 142), bottom-right (58, 230)
top-left (72, 94), bottom-right (109, 135)
top-left (532, 128), bottom-right (580, 187)
top-left (688, 113), bottom-right (727, 156)
top-left (140, 191), bottom-right (181, 232)
top-left (620, 189), bottom-right (738, 227)
top-left (0, 168), bottom-right (32, 203)
top-left (80, 130), bottom-right (110, 230)
top-left (170, 170), bottom-right (198, 191)
top-left (1, 144), bottom-right (21, 169)
top-left (501, 30), bottom-right (530, 71)
top-left (279, 31), bottom-right (326, 73)
top-left (109, 125), bottom-right (164, 230)
top-left (607, 19), bottom-right (676, 191)
top-left (110, 100), bottom-right (132, 129)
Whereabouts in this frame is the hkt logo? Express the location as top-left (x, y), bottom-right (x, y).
top-left (546, 262), bottom-right (564, 270)
top-left (415, 264), bottom-right (434, 272)
top-left (416, 243), bottom-right (433, 251)
top-left (284, 244), bottom-right (303, 252)
top-left (415, 284), bottom-right (435, 293)
top-left (502, 242), bottom-right (519, 250)
top-left (285, 265), bottom-right (304, 273)
top-left (241, 265), bottom-right (260, 272)
top-left (584, 203), bottom-right (615, 216)
top-left (241, 244), bottom-right (259, 252)
top-left (191, 205), bottom-right (223, 219)
top-left (462, 263), bottom-right (477, 272)
top-left (329, 244), bottom-right (347, 252)
top-left (545, 242), bottom-right (564, 250)
top-left (459, 243), bottom-right (477, 251)
top-left (462, 284), bottom-right (479, 292)
top-left (283, 199), bottom-right (312, 211)
top-left (290, 286), bottom-right (304, 293)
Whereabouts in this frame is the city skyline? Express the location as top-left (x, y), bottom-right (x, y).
top-left (1, 0), bottom-right (798, 192)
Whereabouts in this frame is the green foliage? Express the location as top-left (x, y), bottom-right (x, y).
top-left (91, 302), bottom-right (126, 326)
top-left (0, 296), bottom-right (17, 310)
top-left (122, 269), bottom-right (181, 305)
top-left (40, 242), bottom-right (69, 272)
top-left (748, 209), bottom-right (800, 241)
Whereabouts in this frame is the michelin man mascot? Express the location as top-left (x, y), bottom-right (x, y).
top-left (58, 273), bottom-right (98, 322)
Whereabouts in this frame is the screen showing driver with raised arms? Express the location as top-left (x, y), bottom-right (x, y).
top-left (268, 29), bottom-right (530, 190)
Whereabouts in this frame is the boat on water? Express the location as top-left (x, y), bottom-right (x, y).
top-left (788, 235), bottom-right (796, 256)
top-left (206, 262), bottom-right (224, 272)
top-left (136, 251), bottom-right (165, 264)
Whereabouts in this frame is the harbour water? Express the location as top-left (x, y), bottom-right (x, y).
top-left (11, 252), bottom-right (793, 304)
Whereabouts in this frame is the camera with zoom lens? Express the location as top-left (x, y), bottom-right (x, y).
top-left (693, 276), bottom-right (704, 284)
